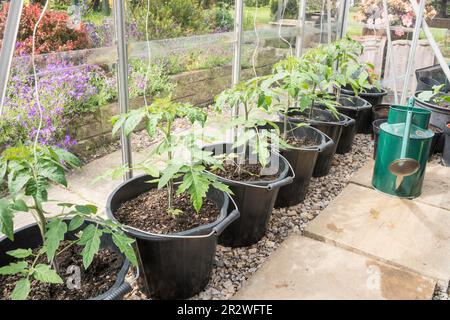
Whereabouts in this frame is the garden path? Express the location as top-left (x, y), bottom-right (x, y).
top-left (235, 160), bottom-right (450, 300)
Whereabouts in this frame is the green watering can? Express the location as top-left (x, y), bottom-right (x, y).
top-left (372, 98), bottom-right (434, 198)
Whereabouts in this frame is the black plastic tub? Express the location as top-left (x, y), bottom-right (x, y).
top-left (372, 103), bottom-right (391, 121)
top-left (372, 119), bottom-right (387, 159)
top-left (429, 125), bottom-right (444, 155)
top-left (415, 64), bottom-right (450, 92)
top-left (285, 108), bottom-right (354, 176)
top-left (203, 144), bottom-right (292, 247)
top-left (415, 91), bottom-right (450, 130)
top-left (336, 94), bottom-right (373, 134)
top-left (264, 122), bottom-right (333, 208)
top-left (443, 122), bottom-right (450, 167)
top-left (106, 175), bottom-right (239, 299)
top-left (340, 86), bottom-right (388, 115)
top-left (0, 220), bottom-right (131, 300)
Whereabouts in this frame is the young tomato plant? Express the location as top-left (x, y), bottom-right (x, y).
top-left (417, 84), bottom-right (450, 106)
top-left (214, 76), bottom-right (285, 171)
top-left (111, 97), bottom-right (231, 215)
top-left (265, 55), bottom-right (338, 130)
top-left (0, 145), bottom-right (137, 300)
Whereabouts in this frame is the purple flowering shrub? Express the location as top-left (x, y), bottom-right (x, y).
top-left (0, 59), bottom-right (114, 149)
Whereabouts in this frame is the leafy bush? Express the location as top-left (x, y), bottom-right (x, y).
top-left (0, 3), bottom-right (92, 55)
top-left (245, 0), bottom-right (271, 7)
top-left (129, 0), bottom-right (211, 39)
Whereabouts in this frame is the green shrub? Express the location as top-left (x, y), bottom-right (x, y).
top-left (245, 0), bottom-right (271, 7)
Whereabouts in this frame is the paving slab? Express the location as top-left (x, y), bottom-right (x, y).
top-left (350, 160), bottom-right (450, 211)
top-left (233, 235), bottom-right (436, 300)
top-left (66, 150), bottom-right (147, 209)
top-left (304, 183), bottom-right (450, 281)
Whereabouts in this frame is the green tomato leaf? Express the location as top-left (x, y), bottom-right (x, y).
top-left (8, 171), bottom-right (31, 197)
top-left (75, 204), bottom-right (98, 215)
top-left (0, 199), bottom-right (14, 240)
top-left (32, 264), bottom-right (63, 284)
top-left (112, 232), bottom-right (138, 267)
top-left (12, 199), bottom-right (28, 212)
top-left (44, 219), bottom-right (67, 262)
top-left (11, 278), bottom-right (30, 300)
top-left (68, 215), bottom-right (85, 231)
top-left (80, 227), bottom-right (102, 269)
top-left (6, 249), bottom-right (32, 259)
top-left (0, 261), bottom-right (28, 275)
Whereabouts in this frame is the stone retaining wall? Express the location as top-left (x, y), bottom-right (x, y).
top-left (70, 47), bottom-right (283, 155)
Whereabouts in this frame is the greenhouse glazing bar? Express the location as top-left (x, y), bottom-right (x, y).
top-left (0, 0), bottom-right (23, 116)
top-left (295, 0), bottom-right (307, 57)
top-left (114, 0), bottom-right (133, 180)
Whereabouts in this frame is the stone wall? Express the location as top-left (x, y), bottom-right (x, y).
top-left (70, 47), bottom-right (283, 155)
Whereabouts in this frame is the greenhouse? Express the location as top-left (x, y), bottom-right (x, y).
top-left (0, 0), bottom-right (449, 304)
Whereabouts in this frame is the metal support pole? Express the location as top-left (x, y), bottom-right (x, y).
top-left (0, 0), bottom-right (24, 116)
top-left (113, 0), bottom-right (133, 180)
top-left (327, 0), bottom-right (332, 44)
top-left (232, 0), bottom-right (244, 86)
top-left (382, 0), bottom-right (399, 104)
top-left (400, 0), bottom-right (426, 104)
top-left (295, 0), bottom-right (307, 57)
top-left (337, 0), bottom-right (350, 39)
top-left (409, 0), bottom-right (450, 84)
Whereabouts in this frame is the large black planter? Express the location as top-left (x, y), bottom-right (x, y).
top-left (340, 86), bottom-right (388, 121)
top-left (106, 175), bottom-right (239, 299)
top-left (0, 220), bottom-right (131, 300)
top-left (271, 123), bottom-right (333, 208)
top-left (415, 91), bottom-right (450, 130)
top-left (203, 144), bottom-right (292, 247)
top-left (285, 108), bottom-right (354, 177)
top-left (336, 94), bottom-right (373, 134)
top-left (443, 122), bottom-right (450, 167)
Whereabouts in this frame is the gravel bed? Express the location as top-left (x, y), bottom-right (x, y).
top-left (124, 133), bottom-right (375, 300)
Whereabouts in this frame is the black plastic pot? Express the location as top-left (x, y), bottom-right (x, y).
top-left (203, 144), bottom-right (292, 247)
top-left (429, 125), bottom-right (444, 155)
top-left (415, 64), bottom-right (450, 92)
top-left (336, 94), bottom-right (373, 134)
top-left (269, 122), bottom-right (333, 208)
top-left (0, 220), bottom-right (131, 300)
top-left (285, 108), bottom-right (355, 176)
top-left (340, 86), bottom-right (388, 116)
top-left (372, 103), bottom-right (391, 121)
top-left (372, 119), bottom-right (387, 159)
top-left (106, 175), bottom-right (239, 299)
top-left (415, 91), bottom-right (450, 130)
top-left (443, 122), bottom-right (450, 167)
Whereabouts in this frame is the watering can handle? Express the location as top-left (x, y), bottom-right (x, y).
top-left (400, 97), bottom-right (415, 158)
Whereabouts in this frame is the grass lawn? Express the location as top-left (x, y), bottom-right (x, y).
top-left (243, 6), bottom-right (273, 30)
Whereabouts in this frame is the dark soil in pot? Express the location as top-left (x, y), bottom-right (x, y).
top-left (204, 143), bottom-right (292, 247)
top-left (284, 108), bottom-right (353, 176)
top-left (340, 86), bottom-right (387, 114)
top-left (0, 241), bottom-right (123, 300)
top-left (0, 221), bottom-right (130, 300)
top-left (106, 175), bottom-right (238, 300)
top-left (114, 189), bottom-right (220, 234)
top-left (335, 94), bottom-right (373, 134)
top-left (415, 91), bottom-right (450, 130)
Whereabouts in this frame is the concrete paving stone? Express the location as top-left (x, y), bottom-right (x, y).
top-left (350, 159), bottom-right (450, 211)
top-left (233, 235), bottom-right (436, 300)
top-left (304, 184), bottom-right (450, 281)
top-left (66, 150), bottom-right (147, 209)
